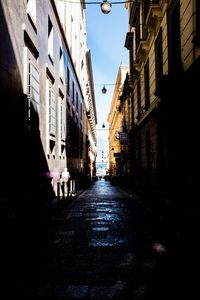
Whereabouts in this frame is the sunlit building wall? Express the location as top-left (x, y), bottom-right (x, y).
top-left (125, 0), bottom-right (200, 204)
top-left (56, 0), bottom-right (97, 180)
top-left (83, 49), bottom-right (97, 179)
top-left (107, 65), bottom-right (128, 177)
top-left (0, 0), bottom-right (96, 197)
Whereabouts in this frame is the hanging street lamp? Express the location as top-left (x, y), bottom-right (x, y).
top-left (100, 0), bottom-right (112, 14)
top-left (60, 1), bottom-right (132, 15)
top-left (101, 85), bottom-right (107, 94)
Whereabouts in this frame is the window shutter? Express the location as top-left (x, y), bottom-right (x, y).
top-left (49, 87), bottom-right (56, 136)
top-left (61, 100), bottom-right (66, 141)
top-left (28, 61), bottom-right (39, 113)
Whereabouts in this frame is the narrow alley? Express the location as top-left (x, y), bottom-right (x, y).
top-left (5, 180), bottom-right (197, 300)
top-left (0, 1), bottom-right (199, 299)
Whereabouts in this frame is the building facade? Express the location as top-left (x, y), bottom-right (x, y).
top-left (107, 65), bottom-right (129, 178)
top-left (55, 0), bottom-right (97, 183)
top-left (83, 49), bottom-right (97, 180)
top-left (0, 0), bottom-right (97, 201)
top-left (124, 0), bottom-right (200, 206)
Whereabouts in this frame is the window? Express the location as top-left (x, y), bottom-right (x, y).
top-left (76, 92), bottom-right (79, 112)
top-left (135, 13), bottom-right (141, 51)
top-left (59, 48), bottom-right (64, 82)
top-left (27, 0), bottom-right (36, 25)
top-left (60, 95), bottom-right (66, 141)
top-left (49, 83), bottom-right (56, 136)
top-left (137, 79), bottom-right (141, 118)
top-left (81, 60), bottom-right (84, 70)
top-left (194, 0), bottom-right (200, 46)
top-left (48, 17), bottom-right (54, 62)
top-left (28, 60), bottom-right (40, 116)
top-left (24, 31), bottom-right (39, 59)
top-left (80, 102), bottom-right (83, 120)
top-left (67, 67), bottom-right (70, 96)
top-left (144, 59), bottom-right (150, 109)
top-left (167, 0), bottom-right (182, 74)
top-left (155, 28), bottom-right (163, 91)
top-left (72, 81), bottom-right (75, 105)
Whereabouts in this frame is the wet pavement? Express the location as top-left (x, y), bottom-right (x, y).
top-left (2, 180), bottom-right (198, 299)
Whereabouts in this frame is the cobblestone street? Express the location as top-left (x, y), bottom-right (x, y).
top-left (1, 180), bottom-right (198, 299)
top-left (2, 180), bottom-right (194, 300)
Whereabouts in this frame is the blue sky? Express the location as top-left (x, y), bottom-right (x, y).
top-left (86, 2), bottom-right (129, 141)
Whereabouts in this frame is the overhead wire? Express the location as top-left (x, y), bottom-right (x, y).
top-left (59, 0), bottom-right (134, 5)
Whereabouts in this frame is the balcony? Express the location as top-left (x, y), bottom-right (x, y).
top-left (136, 26), bottom-right (150, 60)
top-left (144, 0), bottom-right (162, 30)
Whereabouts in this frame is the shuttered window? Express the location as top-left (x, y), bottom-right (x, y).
top-left (49, 85), bottom-right (56, 136)
top-left (60, 97), bottom-right (66, 141)
top-left (28, 60), bottom-right (39, 116)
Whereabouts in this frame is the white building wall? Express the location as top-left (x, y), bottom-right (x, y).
top-left (0, 0), bottom-right (97, 194)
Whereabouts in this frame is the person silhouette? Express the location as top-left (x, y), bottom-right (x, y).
top-left (61, 168), bottom-right (70, 197)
